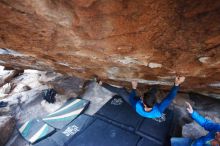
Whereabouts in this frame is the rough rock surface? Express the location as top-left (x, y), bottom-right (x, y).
top-left (168, 92), bottom-right (220, 138)
top-left (182, 114), bottom-right (220, 139)
top-left (0, 0), bottom-right (220, 95)
top-left (2, 69), bottom-right (84, 146)
top-left (45, 75), bottom-right (85, 97)
top-left (0, 116), bottom-right (15, 146)
top-left (82, 81), bottom-right (114, 115)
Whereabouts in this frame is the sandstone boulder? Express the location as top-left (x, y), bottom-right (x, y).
top-left (0, 0), bottom-right (219, 95)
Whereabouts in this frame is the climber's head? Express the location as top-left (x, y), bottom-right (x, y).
top-left (215, 132), bottom-right (220, 142)
top-left (142, 92), bottom-right (156, 108)
top-left (141, 85), bottom-right (158, 111)
top-left (210, 132), bottom-right (220, 146)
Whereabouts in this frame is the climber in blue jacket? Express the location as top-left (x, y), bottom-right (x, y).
top-left (100, 76), bottom-right (185, 118)
top-left (171, 102), bottom-right (220, 146)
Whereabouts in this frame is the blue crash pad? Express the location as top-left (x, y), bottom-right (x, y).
top-left (136, 109), bottom-right (173, 145)
top-left (137, 138), bottom-right (163, 146)
top-left (42, 98), bottom-right (89, 129)
top-left (66, 119), bottom-right (140, 146)
top-left (35, 114), bottom-right (94, 146)
top-left (95, 96), bottom-right (143, 131)
top-left (18, 118), bottom-right (55, 144)
top-left (34, 138), bottom-right (59, 146)
top-left (52, 114), bottom-right (94, 146)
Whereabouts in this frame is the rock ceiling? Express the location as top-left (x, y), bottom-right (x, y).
top-left (0, 0), bottom-right (220, 95)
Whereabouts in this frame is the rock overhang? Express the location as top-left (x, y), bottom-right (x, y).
top-left (0, 0), bottom-right (219, 96)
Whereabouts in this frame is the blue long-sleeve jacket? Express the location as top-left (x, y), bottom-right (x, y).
top-left (191, 111), bottom-right (220, 146)
top-left (129, 85), bottom-right (179, 118)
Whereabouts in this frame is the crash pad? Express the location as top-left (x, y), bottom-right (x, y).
top-left (42, 98), bottom-right (89, 129)
top-left (51, 114), bottom-right (95, 146)
top-left (95, 96), bottom-right (143, 131)
top-left (137, 138), bottom-right (163, 146)
top-left (66, 119), bottom-right (140, 146)
top-left (135, 109), bottom-right (173, 145)
top-left (18, 118), bottom-right (55, 144)
top-left (34, 138), bottom-right (59, 146)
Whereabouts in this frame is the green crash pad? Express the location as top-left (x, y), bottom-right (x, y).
top-left (42, 98), bottom-right (90, 129)
top-left (18, 118), bottom-right (55, 144)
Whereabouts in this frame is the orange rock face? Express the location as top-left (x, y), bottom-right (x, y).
top-left (0, 0), bottom-right (220, 95)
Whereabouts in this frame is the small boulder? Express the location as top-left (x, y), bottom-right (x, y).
top-left (182, 121), bottom-right (208, 139)
top-left (0, 83), bottom-right (12, 94)
top-left (0, 70), bottom-right (22, 87)
top-left (0, 106), bottom-right (10, 115)
top-left (0, 116), bottom-right (16, 146)
top-left (21, 85), bottom-right (31, 91)
top-left (46, 76), bottom-right (84, 97)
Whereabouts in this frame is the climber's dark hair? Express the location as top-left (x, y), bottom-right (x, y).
top-left (142, 86), bottom-right (158, 108)
top-left (143, 93), bottom-right (156, 108)
top-left (112, 95), bottom-right (122, 99)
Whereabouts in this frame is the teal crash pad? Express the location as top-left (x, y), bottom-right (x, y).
top-left (18, 118), bottom-right (55, 144)
top-left (42, 98), bottom-right (89, 129)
